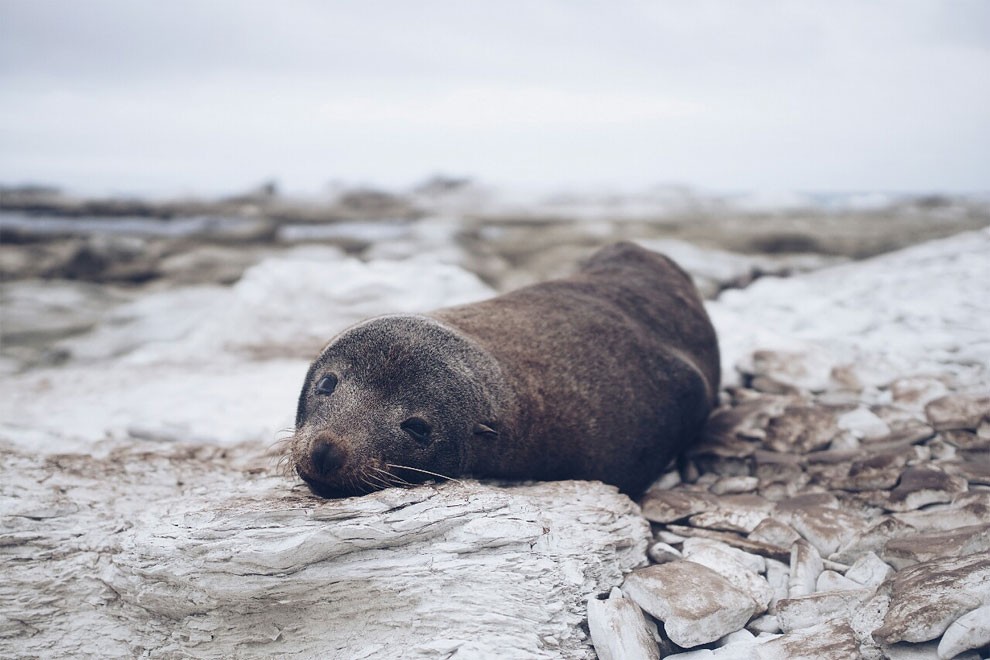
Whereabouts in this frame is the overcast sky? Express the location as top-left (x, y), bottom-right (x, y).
top-left (1, 0), bottom-right (988, 196)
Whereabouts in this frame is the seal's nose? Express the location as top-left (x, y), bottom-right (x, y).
top-left (311, 439), bottom-right (346, 476)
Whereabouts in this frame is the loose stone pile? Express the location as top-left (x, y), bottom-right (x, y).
top-left (589, 361), bottom-right (989, 659)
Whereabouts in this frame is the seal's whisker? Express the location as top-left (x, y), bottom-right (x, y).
top-left (363, 467), bottom-right (391, 489)
top-left (386, 463), bottom-right (463, 485)
top-left (372, 466), bottom-right (412, 486)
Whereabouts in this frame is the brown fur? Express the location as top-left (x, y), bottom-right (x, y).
top-left (289, 242), bottom-right (719, 497)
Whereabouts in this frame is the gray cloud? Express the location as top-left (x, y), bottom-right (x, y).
top-left (1, 0), bottom-right (988, 194)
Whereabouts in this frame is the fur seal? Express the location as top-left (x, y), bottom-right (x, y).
top-left (288, 241), bottom-right (720, 497)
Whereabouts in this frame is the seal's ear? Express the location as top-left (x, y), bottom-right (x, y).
top-left (473, 423), bottom-right (499, 439)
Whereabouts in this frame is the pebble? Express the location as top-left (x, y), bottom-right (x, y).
top-left (687, 494), bottom-right (773, 533)
top-left (775, 588), bottom-right (874, 632)
top-left (622, 561), bottom-right (758, 648)
top-left (640, 489), bottom-right (716, 523)
top-left (764, 405), bottom-right (838, 453)
top-left (873, 553), bottom-right (990, 645)
top-left (787, 540), bottom-right (823, 598)
top-left (586, 588), bottom-right (661, 660)
top-left (837, 407), bottom-right (891, 441)
top-left (709, 475), bottom-right (759, 495)
top-left (646, 541), bottom-right (682, 564)
top-left (937, 604), bottom-right (990, 660)
top-left (751, 619), bottom-right (860, 659)
top-left (779, 505), bottom-right (869, 557)
top-left (885, 466), bottom-right (968, 512)
top-left (924, 393), bottom-right (990, 431)
top-left (747, 614), bottom-right (781, 635)
top-left (749, 519), bottom-right (801, 549)
top-left (682, 537), bottom-right (766, 574)
top-left (844, 552), bottom-right (894, 588)
top-left (682, 544), bottom-right (774, 612)
top-left (882, 524), bottom-right (990, 570)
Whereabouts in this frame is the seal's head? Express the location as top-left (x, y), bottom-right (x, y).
top-left (289, 315), bottom-right (506, 498)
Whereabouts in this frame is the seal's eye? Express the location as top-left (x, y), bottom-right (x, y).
top-left (400, 417), bottom-right (432, 444)
top-left (315, 374), bottom-right (338, 395)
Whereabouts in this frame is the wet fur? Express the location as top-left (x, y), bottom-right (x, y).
top-left (289, 242), bottom-right (720, 497)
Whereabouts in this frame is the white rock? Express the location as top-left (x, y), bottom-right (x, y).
top-left (764, 559), bottom-right (790, 608)
top-left (775, 589), bottom-right (874, 632)
top-left (0, 442), bottom-right (648, 660)
top-left (845, 552), bottom-right (894, 588)
top-left (710, 475), bottom-right (760, 495)
top-left (873, 553), bottom-right (990, 645)
top-left (718, 628), bottom-right (757, 646)
top-left (587, 588), bottom-right (661, 660)
top-left (683, 554), bottom-right (773, 613)
top-left (748, 614), bottom-right (781, 634)
top-left (788, 540), bottom-right (823, 598)
top-left (815, 570), bottom-right (864, 592)
top-left (837, 407), bottom-right (891, 441)
top-left (647, 541), bottom-right (682, 564)
top-left (779, 505), bottom-right (869, 557)
top-left (682, 537), bottom-right (767, 574)
top-left (749, 519), bottom-right (801, 549)
top-left (622, 561), bottom-right (757, 648)
top-left (937, 604), bottom-right (990, 659)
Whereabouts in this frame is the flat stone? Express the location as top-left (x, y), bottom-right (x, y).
top-left (682, 537), bottom-right (766, 574)
top-left (780, 505), bottom-right (869, 557)
top-left (622, 561), bottom-right (758, 648)
top-left (647, 541), bottom-right (682, 564)
top-left (751, 619), bottom-right (860, 660)
top-left (845, 552), bottom-right (894, 588)
top-left (892, 492), bottom-right (990, 531)
top-left (840, 451), bottom-right (908, 491)
top-left (640, 489), bottom-right (717, 523)
top-left (837, 407), bottom-right (891, 441)
top-left (882, 524), bottom-right (990, 570)
top-left (587, 587), bottom-right (661, 660)
top-left (832, 517), bottom-right (916, 564)
top-left (666, 525), bottom-right (792, 564)
top-left (708, 395), bottom-right (797, 443)
top-left (772, 492), bottom-right (839, 511)
top-left (688, 494), bottom-right (773, 533)
top-left (872, 553), bottom-right (990, 645)
top-left (764, 405), bottom-right (838, 453)
top-left (788, 540), bottom-right (823, 598)
top-left (938, 604), bottom-right (990, 660)
top-left (775, 589), bottom-right (874, 632)
top-left (710, 475), bottom-right (759, 495)
top-left (885, 466), bottom-right (968, 512)
top-left (682, 543), bottom-right (774, 613)
top-left (656, 530), bottom-right (687, 545)
top-left (924, 394), bottom-right (990, 431)
top-left (749, 519), bottom-right (801, 549)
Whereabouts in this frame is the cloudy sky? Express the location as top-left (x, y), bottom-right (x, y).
top-left (1, 0), bottom-right (988, 196)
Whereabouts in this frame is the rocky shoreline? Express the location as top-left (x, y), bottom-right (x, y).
top-left (1, 186), bottom-right (988, 658)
